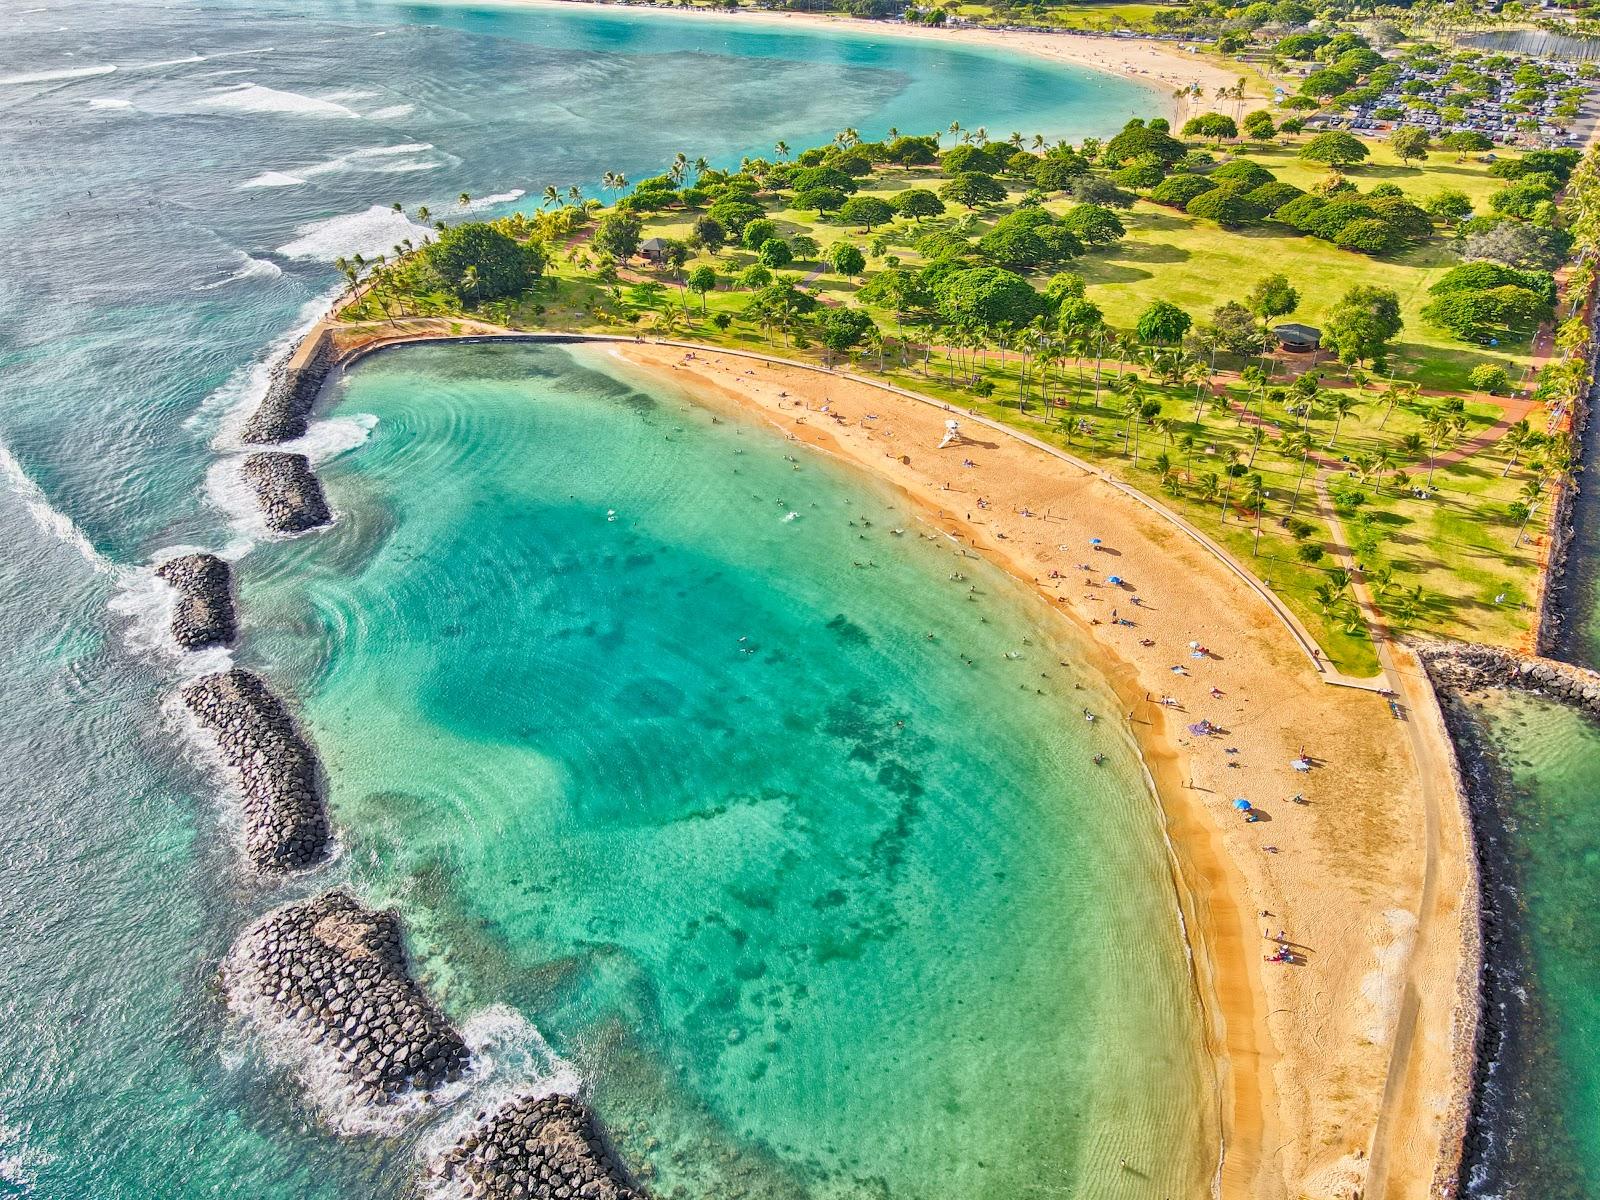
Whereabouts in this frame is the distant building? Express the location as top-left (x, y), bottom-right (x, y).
top-left (1274, 323), bottom-right (1323, 353)
top-left (639, 236), bottom-right (669, 263)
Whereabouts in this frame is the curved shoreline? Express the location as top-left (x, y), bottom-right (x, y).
top-left (313, 322), bottom-right (1469, 1198)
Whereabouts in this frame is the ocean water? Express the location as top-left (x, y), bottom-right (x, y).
top-left (1459, 691), bottom-right (1600, 1200)
top-left (0, 1), bottom-right (1197, 1196)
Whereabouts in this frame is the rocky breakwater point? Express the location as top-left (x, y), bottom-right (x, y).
top-left (242, 451), bottom-right (331, 533)
top-left (422, 1094), bottom-right (647, 1200)
top-left (1416, 639), bottom-right (1600, 716)
top-left (242, 331), bottom-right (334, 443)
top-left (227, 890), bottom-right (469, 1112)
top-left (180, 668), bottom-right (328, 873)
top-left (154, 552), bottom-right (237, 650)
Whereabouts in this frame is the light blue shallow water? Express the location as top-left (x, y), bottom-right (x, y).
top-left (0, 2), bottom-right (1178, 1194)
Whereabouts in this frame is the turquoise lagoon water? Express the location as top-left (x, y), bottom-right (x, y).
top-left (0, 1), bottom-right (1204, 1195)
top-left (1459, 691), bottom-right (1600, 1199)
top-left (239, 342), bottom-right (1213, 1198)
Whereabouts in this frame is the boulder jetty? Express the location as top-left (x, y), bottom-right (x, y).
top-left (422, 1093), bottom-right (646, 1200)
top-left (154, 552), bottom-right (237, 650)
top-left (226, 890), bottom-right (469, 1111)
top-left (180, 668), bottom-right (328, 874)
top-left (241, 451), bottom-right (331, 533)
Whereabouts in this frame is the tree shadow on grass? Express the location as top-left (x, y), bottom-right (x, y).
top-left (1109, 240), bottom-right (1191, 265)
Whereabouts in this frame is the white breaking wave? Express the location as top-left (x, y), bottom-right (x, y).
top-left (323, 89), bottom-right (380, 102)
top-left (277, 205), bottom-right (434, 261)
top-left (0, 441), bottom-right (117, 576)
top-left (366, 103), bottom-right (416, 121)
top-left (413, 1006), bottom-right (582, 1165)
top-left (281, 413), bottom-right (378, 464)
top-left (108, 544), bottom-right (238, 677)
top-left (238, 143), bottom-right (438, 191)
top-left (121, 54), bottom-right (207, 70)
top-left (456, 189), bottom-right (525, 213)
top-left (193, 250), bottom-right (283, 291)
top-left (191, 291), bottom-right (336, 439)
top-left (239, 170), bottom-right (306, 189)
top-left (368, 158), bottom-right (439, 175)
top-left (0, 63), bottom-right (116, 86)
top-left (87, 97), bottom-right (134, 110)
top-left (194, 83), bottom-right (361, 119)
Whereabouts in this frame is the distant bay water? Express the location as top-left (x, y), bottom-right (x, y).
top-left (0, 2), bottom-right (1200, 1195)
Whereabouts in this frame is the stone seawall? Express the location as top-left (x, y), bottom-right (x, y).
top-left (242, 451), bottom-right (332, 533)
top-left (155, 552), bottom-right (237, 650)
top-left (180, 668), bottom-right (328, 874)
top-left (422, 1094), bottom-right (646, 1200)
top-left (1415, 639), bottom-right (1600, 716)
top-left (1415, 646), bottom-right (1551, 1198)
top-left (242, 328), bottom-right (335, 444)
top-left (226, 891), bottom-right (469, 1110)
top-left (1535, 279), bottom-right (1600, 656)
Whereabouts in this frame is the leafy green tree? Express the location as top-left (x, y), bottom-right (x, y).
top-left (1185, 189), bottom-right (1256, 227)
top-left (706, 197), bottom-right (764, 236)
top-left (1135, 299), bottom-right (1192, 347)
top-left (940, 143), bottom-right (1004, 175)
top-left (1324, 284), bottom-right (1402, 366)
top-left (1059, 203), bottom-right (1125, 246)
top-left (686, 264), bottom-right (717, 313)
top-left (830, 242), bottom-right (866, 277)
top-left (838, 195), bottom-right (895, 231)
top-left (1181, 112), bottom-right (1239, 140)
top-left (1390, 125), bottom-right (1431, 165)
top-left (1103, 120), bottom-right (1187, 166)
top-left (1334, 217), bottom-right (1400, 254)
top-left (1242, 109), bottom-right (1277, 141)
top-left (691, 215), bottom-right (727, 252)
top-left (794, 186), bottom-right (848, 214)
top-left (1247, 273), bottom-right (1299, 323)
top-left (933, 267), bottom-right (1043, 327)
top-left (738, 263), bottom-right (772, 290)
top-left (1440, 130), bottom-right (1493, 154)
top-left (1033, 154), bottom-right (1089, 191)
top-left (1299, 131), bottom-right (1370, 169)
top-left (741, 219), bottom-right (780, 250)
top-left (893, 188), bottom-right (946, 220)
top-left (819, 306), bottom-right (876, 361)
top-left (1425, 189), bottom-right (1472, 226)
top-left (423, 222), bottom-right (543, 299)
top-left (1469, 363), bottom-right (1511, 394)
top-left (1148, 174), bottom-right (1216, 208)
top-left (939, 172), bottom-right (1009, 209)
top-left (759, 238), bottom-right (794, 268)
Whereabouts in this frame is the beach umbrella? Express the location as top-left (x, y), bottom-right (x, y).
top-left (1107, 575), bottom-right (1123, 585)
top-left (1231, 798), bottom-right (1252, 811)
top-left (1089, 537), bottom-right (1103, 547)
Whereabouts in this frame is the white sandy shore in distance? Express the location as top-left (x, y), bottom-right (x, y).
top-left (440, 0), bottom-right (1248, 114)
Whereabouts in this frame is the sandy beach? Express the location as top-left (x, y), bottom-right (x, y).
top-left (470, 0), bottom-right (1248, 113)
top-left (590, 341), bottom-right (1473, 1200)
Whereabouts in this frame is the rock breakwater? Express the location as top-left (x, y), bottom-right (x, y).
top-left (1415, 640), bottom-right (1600, 716)
top-left (180, 668), bottom-right (328, 873)
top-left (241, 451), bottom-right (331, 533)
top-left (155, 552), bottom-right (237, 650)
top-left (227, 890), bottom-right (469, 1111)
top-left (242, 329), bottom-right (334, 443)
top-left (423, 1094), bottom-right (646, 1200)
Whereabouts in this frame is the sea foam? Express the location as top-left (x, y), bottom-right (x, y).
top-left (276, 205), bottom-right (434, 261)
top-left (0, 64), bottom-right (116, 86)
top-left (194, 83), bottom-right (361, 119)
top-left (0, 441), bottom-right (117, 576)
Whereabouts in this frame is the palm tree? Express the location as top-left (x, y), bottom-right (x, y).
top-left (1325, 393), bottom-right (1360, 448)
top-left (458, 192), bottom-right (471, 207)
top-left (1186, 360), bottom-right (1213, 424)
top-left (1282, 430), bottom-right (1314, 513)
top-left (774, 140), bottom-right (791, 161)
top-left (541, 185), bottom-right (561, 210)
top-left (567, 185), bottom-right (582, 206)
top-left (1500, 419), bottom-right (1532, 477)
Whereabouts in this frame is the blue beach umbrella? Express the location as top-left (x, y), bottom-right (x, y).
top-left (1089, 537), bottom-right (1103, 546)
top-left (1232, 798), bottom-right (1252, 811)
top-left (1107, 575), bottom-right (1123, 585)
